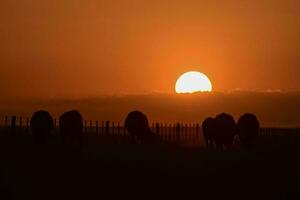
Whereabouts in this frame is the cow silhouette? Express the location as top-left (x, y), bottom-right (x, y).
top-left (215, 113), bottom-right (237, 150)
top-left (59, 110), bottom-right (83, 145)
top-left (125, 111), bottom-right (157, 144)
top-left (30, 110), bottom-right (54, 144)
top-left (202, 117), bottom-right (219, 149)
top-left (237, 113), bottom-right (260, 148)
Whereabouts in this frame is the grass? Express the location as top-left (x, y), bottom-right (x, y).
top-left (0, 128), bottom-right (300, 199)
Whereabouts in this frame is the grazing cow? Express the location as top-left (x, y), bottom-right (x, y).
top-left (30, 110), bottom-right (54, 144)
top-left (215, 113), bottom-right (237, 150)
top-left (237, 113), bottom-right (260, 148)
top-left (125, 111), bottom-right (157, 144)
top-left (202, 117), bottom-right (219, 149)
top-left (60, 110), bottom-right (83, 145)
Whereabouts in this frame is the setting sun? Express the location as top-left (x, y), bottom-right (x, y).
top-left (175, 71), bottom-right (212, 93)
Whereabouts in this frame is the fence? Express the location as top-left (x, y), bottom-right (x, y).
top-left (0, 115), bottom-right (204, 146)
top-left (1, 115), bottom-right (300, 147)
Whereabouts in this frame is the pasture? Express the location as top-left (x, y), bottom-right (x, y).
top-left (0, 123), bottom-right (300, 199)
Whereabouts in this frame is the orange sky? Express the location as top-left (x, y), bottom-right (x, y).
top-left (1, 0), bottom-right (300, 98)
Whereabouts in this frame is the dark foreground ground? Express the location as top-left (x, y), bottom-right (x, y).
top-left (0, 131), bottom-right (300, 199)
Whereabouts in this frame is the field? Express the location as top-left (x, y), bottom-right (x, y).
top-left (0, 127), bottom-right (300, 199)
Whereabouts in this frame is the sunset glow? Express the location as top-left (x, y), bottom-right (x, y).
top-left (175, 71), bottom-right (212, 93)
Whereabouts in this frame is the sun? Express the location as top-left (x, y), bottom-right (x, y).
top-left (175, 71), bottom-right (212, 93)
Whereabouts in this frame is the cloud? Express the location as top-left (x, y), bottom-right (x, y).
top-left (1, 91), bottom-right (300, 128)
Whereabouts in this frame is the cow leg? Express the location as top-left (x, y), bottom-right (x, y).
top-left (225, 142), bottom-right (233, 150)
top-left (216, 142), bottom-right (222, 151)
top-left (209, 140), bottom-right (215, 150)
top-left (210, 140), bottom-right (214, 150)
top-left (205, 138), bottom-right (209, 149)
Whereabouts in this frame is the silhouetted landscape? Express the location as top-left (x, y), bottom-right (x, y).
top-left (1, 0), bottom-right (300, 199)
top-left (0, 110), bottom-right (300, 199)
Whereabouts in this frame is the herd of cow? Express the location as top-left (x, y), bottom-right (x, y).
top-left (20, 110), bottom-right (260, 150)
top-left (124, 111), bottom-right (260, 149)
top-left (202, 113), bottom-right (260, 150)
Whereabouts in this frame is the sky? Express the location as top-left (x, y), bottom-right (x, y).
top-left (1, 0), bottom-right (300, 98)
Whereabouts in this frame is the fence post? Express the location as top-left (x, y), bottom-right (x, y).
top-left (123, 123), bottom-right (126, 135)
top-left (165, 124), bottom-right (168, 135)
top-left (26, 117), bottom-right (30, 131)
top-left (156, 123), bottom-right (160, 135)
top-left (169, 124), bottom-right (172, 140)
top-left (102, 121), bottom-right (104, 135)
top-left (112, 122), bottom-right (115, 135)
top-left (172, 124), bottom-right (176, 140)
top-left (187, 124), bottom-right (191, 140)
top-left (176, 123), bottom-right (180, 142)
top-left (196, 123), bottom-right (200, 145)
top-left (117, 122), bottom-right (120, 136)
top-left (105, 121), bottom-right (110, 136)
top-left (90, 120), bottom-right (93, 134)
top-left (96, 120), bottom-right (99, 136)
top-left (11, 116), bottom-right (16, 136)
top-left (19, 117), bottom-right (22, 128)
top-left (161, 124), bottom-right (165, 140)
top-left (5, 116), bottom-right (8, 128)
top-left (183, 124), bottom-right (187, 140)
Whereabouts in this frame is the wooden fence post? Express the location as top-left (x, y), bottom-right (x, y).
top-left (123, 123), bottom-right (126, 135)
top-left (176, 123), bottom-right (180, 142)
top-left (172, 124), bottom-right (176, 140)
top-left (188, 124), bottom-right (191, 140)
top-left (102, 121), bottom-right (104, 135)
top-left (19, 117), bottom-right (22, 128)
top-left (5, 116), bottom-right (8, 128)
top-left (165, 123), bottom-right (168, 135)
top-left (161, 124), bottom-right (165, 140)
top-left (168, 124), bottom-right (172, 141)
top-left (26, 117), bottom-right (30, 131)
top-left (96, 120), bottom-right (99, 136)
top-left (11, 116), bottom-right (16, 136)
top-left (105, 121), bottom-right (110, 136)
top-left (196, 123), bottom-right (200, 145)
top-left (112, 122), bottom-right (115, 135)
top-left (117, 122), bottom-right (120, 136)
top-left (184, 124), bottom-right (187, 140)
top-left (90, 120), bottom-right (93, 134)
top-left (156, 123), bottom-right (160, 135)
